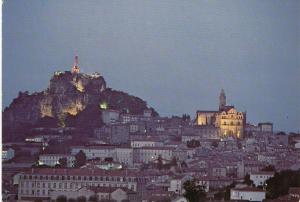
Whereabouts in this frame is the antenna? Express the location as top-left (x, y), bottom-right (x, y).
top-left (71, 54), bottom-right (80, 74)
top-left (74, 55), bottom-right (78, 67)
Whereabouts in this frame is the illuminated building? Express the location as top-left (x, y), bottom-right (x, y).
top-left (196, 89), bottom-right (246, 138)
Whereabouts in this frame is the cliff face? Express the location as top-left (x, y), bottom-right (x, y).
top-left (3, 71), bottom-right (157, 141)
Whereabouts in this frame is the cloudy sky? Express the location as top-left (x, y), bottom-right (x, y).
top-left (3, 0), bottom-right (300, 132)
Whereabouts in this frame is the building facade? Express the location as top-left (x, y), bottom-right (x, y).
top-left (196, 89), bottom-right (246, 138)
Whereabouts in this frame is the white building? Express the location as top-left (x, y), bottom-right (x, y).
top-left (115, 147), bottom-right (133, 167)
top-left (258, 122), bottom-right (273, 133)
top-left (2, 148), bottom-right (15, 161)
top-left (120, 114), bottom-right (139, 124)
top-left (250, 171), bottom-right (274, 187)
top-left (71, 145), bottom-right (116, 160)
top-left (143, 109), bottom-right (152, 117)
top-left (171, 196), bottom-right (188, 202)
top-left (131, 139), bottom-right (163, 148)
top-left (134, 147), bottom-right (174, 164)
top-left (50, 186), bottom-right (132, 202)
top-left (168, 175), bottom-right (192, 195)
top-left (71, 146), bottom-right (133, 166)
top-left (102, 109), bottom-right (120, 124)
top-left (17, 168), bottom-right (158, 201)
top-left (230, 187), bottom-right (265, 201)
top-left (38, 154), bottom-right (75, 167)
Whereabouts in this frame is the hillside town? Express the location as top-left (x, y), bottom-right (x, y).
top-left (2, 63), bottom-right (300, 202)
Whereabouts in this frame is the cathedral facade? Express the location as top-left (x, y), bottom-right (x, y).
top-left (196, 89), bottom-right (246, 138)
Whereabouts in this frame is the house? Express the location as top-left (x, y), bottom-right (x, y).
top-left (231, 187), bottom-right (265, 202)
top-left (134, 147), bottom-right (174, 164)
top-left (2, 148), bottom-right (15, 161)
top-left (38, 154), bottom-right (75, 167)
top-left (102, 109), bottom-right (120, 124)
top-left (168, 175), bottom-right (192, 195)
top-left (171, 196), bottom-right (188, 202)
top-left (131, 138), bottom-right (164, 148)
top-left (250, 171), bottom-right (274, 187)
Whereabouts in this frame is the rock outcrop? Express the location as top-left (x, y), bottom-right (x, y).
top-left (3, 71), bottom-right (157, 141)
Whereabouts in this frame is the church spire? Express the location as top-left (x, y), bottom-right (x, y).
top-left (219, 89), bottom-right (226, 111)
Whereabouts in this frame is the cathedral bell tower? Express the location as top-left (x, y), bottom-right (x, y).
top-left (219, 89), bottom-right (226, 111)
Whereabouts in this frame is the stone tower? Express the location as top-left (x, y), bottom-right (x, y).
top-left (219, 89), bottom-right (226, 111)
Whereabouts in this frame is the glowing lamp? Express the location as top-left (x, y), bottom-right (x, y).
top-left (100, 102), bottom-right (108, 110)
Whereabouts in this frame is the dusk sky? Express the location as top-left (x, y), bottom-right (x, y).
top-left (3, 0), bottom-right (300, 132)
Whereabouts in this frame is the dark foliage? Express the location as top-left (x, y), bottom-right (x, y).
top-left (244, 173), bottom-right (254, 186)
top-left (56, 195), bottom-right (67, 202)
top-left (75, 150), bottom-right (87, 168)
top-left (266, 169), bottom-right (300, 199)
top-left (183, 179), bottom-right (206, 202)
top-left (187, 139), bottom-right (200, 148)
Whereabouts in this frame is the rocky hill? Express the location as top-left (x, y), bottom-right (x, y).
top-left (3, 71), bottom-right (157, 141)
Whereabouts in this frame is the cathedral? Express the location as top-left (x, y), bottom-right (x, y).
top-left (196, 89), bottom-right (246, 138)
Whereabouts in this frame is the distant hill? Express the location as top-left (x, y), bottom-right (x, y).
top-left (3, 71), bottom-right (158, 141)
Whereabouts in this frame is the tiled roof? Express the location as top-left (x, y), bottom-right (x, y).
top-left (231, 187), bottom-right (265, 193)
top-left (21, 168), bottom-right (161, 177)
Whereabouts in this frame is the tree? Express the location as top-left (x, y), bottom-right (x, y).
top-left (261, 165), bottom-right (275, 172)
top-left (266, 169), bottom-right (300, 199)
top-left (224, 183), bottom-right (236, 201)
top-left (104, 157), bottom-right (113, 162)
top-left (187, 140), bottom-right (200, 148)
top-left (183, 180), bottom-right (206, 202)
top-left (56, 195), bottom-right (67, 202)
top-left (157, 155), bottom-right (163, 170)
top-left (58, 157), bottom-right (67, 168)
top-left (244, 173), bottom-right (253, 186)
top-left (182, 114), bottom-right (191, 121)
top-left (77, 196), bottom-right (87, 202)
top-left (88, 195), bottom-right (98, 202)
top-left (212, 141), bottom-right (218, 148)
top-left (75, 150), bottom-right (86, 168)
top-left (170, 157), bottom-right (177, 166)
top-left (181, 161), bottom-right (188, 168)
top-left (214, 191), bottom-right (224, 200)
